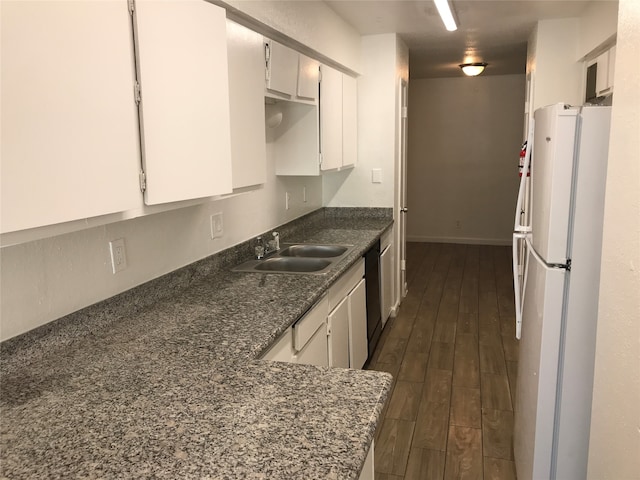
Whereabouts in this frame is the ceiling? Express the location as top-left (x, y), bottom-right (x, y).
top-left (325, 0), bottom-right (592, 78)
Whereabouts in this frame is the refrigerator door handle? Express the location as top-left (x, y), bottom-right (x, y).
top-left (514, 120), bottom-right (534, 233)
top-left (513, 232), bottom-right (530, 340)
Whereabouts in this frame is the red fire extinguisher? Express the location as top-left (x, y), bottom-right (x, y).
top-left (518, 141), bottom-right (530, 177)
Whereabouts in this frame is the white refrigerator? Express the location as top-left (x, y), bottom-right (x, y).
top-left (512, 103), bottom-right (612, 480)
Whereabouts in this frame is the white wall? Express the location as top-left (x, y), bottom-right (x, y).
top-left (323, 34), bottom-right (403, 208)
top-left (406, 74), bottom-right (525, 245)
top-left (529, 18), bottom-right (583, 110)
top-left (579, 0), bottom-right (619, 58)
top-left (587, 0), bottom-right (640, 476)
top-left (0, 120), bottom-right (323, 342)
top-left (221, 0), bottom-right (361, 72)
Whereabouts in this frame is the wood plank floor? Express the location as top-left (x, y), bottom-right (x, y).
top-left (367, 242), bottom-right (519, 480)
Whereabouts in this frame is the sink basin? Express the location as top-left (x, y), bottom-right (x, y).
top-left (278, 244), bottom-right (350, 258)
top-left (232, 243), bottom-right (354, 274)
top-left (252, 257), bottom-right (331, 273)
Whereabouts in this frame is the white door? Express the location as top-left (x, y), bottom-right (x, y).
top-left (328, 298), bottom-right (350, 368)
top-left (398, 80), bottom-right (409, 299)
top-left (319, 65), bottom-right (343, 171)
top-left (380, 244), bottom-right (393, 327)
top-left (1, 0), bottom-right (140, 233)
top-left (348, 278), bottom-right (368, 369)
top-left (135, 0), bottom-right (232, 205)
top-left (513, 240), bottom-right (566, 480)
top-left (530, 105), bottom-right (577, 264)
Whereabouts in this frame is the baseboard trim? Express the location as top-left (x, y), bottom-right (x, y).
top-left (406, 235), bottom-right (512, 246)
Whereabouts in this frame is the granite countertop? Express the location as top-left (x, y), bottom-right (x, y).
top-left (1, 211), bottom-right (394, 479)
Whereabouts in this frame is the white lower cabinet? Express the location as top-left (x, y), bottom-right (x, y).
top-left (328, 259), bottom-right (368, 369)
top-left (348, 278), bottom-right (368, 369)
top-left (261, 329), bottom-right (294, 363)
top-left (358, 440), bottom-right (375, 480)
top-left (380, 230), bottom-right (394, 328)
top-left (292, 296), bottom-right (329, 367)
top-left (328, 297), bottom-right (350, 368)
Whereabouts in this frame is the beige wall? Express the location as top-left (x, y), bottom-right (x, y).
top-left (587, 0), bottom-right (640, 476)
top-left (528, 18), bottom-right (583, 110)
top-left (406, 74), bottom-right (525, 245)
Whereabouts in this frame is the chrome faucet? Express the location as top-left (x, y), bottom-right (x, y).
top-left (255, 231), bottom-right (280, 259)
top-left (266, 231), bottom-right (280, 255)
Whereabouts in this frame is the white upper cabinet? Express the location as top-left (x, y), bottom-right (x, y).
top-left (342, 74), bottom-right (358, 168)
top-left (319, 65), bottom-right (343, 171)
top-left (297, 55), bottom-right (320, 101)
top-left (319, 65), bottom-right (358, 171)
top-left (226, 19), bottom-right (267, 189)
top-left (135, 0), bottom-right (232, 205)
top-left (1, 1), bottom-right (140, 233)
top-left (265, 40), bottom-right (299, 98)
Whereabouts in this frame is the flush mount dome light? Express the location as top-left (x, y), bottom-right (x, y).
top-left (460, 62), bottom-right (488, 76)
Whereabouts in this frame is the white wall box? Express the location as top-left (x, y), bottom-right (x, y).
top-left (134, 0), bottom-right (232, 205)
top-left (380, 230), bottom-right (394, 328)
top-left (265, 39), bottom-right (299, 98)
top-left (1, 1), bottom-right (140, 233)
top-left (226, 20), bottom-right (267, 189)
top-left (327, 297), bottom-right (350, 368)
top-left (320, 65), bottom-right (358, 171)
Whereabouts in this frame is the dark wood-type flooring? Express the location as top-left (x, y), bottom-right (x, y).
top-left (366, 242), bottom-right (519, 480)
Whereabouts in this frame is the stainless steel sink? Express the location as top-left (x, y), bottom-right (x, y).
top-left (254, 257), bottom-right (331, 272)
top-left (278, 244), bottom-right (349, 258)
top-left (232, 243), bottom-right (354, 274)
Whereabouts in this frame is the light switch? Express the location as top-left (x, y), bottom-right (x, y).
top-left (372, 168), bottom-right (382, 184)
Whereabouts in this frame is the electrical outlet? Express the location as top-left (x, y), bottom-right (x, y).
top-left (455, 220), bottom-right (461, 229)
top-left (372, 168), bottom-right (382, 183)
top-left (210, 212), bottom-right (223, 239)
top-left (303, 186), bottom-right (307, 203)
top-left (285, 191), bottom-right (290, 210)
top-left (109, 238), bottom-right (127, 274)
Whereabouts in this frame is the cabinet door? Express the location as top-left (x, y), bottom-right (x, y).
top-left (595, 50), bottom-right (611, 96)
top-left (297, 55), bottom-right (320, 101)
top-left (380, 244), bottom-right (393, 326)
top-left (358, 440), bottom-right (375, 480)
top-left (266, 40), bottom-right (298, 97)
top-left (320, 65), bottom-right (343, 171)
top-left (262, 329), bottom-right (294, 363)
top-left (342, 74), bottom-right (358, 168)
top-left (1, 1), bottom-right (140, 233)
top-left (295, 324), bottom-right (329, 367)
top-left (348, 278), bottom-right (368, 369)
top-left (135, 0), bottom-right (232, 205)
top-left (328, 297), bottom-right (350, 368)
top-left (227, 20), bottom-right (267, 189)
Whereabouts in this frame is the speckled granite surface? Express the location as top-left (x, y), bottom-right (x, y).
top-left (1, 209), bottom-right (394, 479)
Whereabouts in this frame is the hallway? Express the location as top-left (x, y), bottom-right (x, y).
top-left (367, 242), bottom-right (518, 479)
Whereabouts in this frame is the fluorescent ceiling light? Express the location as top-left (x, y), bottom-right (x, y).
top-left (434, 0), bottom-right (457, 31)
top-left (460, 62), bottom-right (488, 76)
